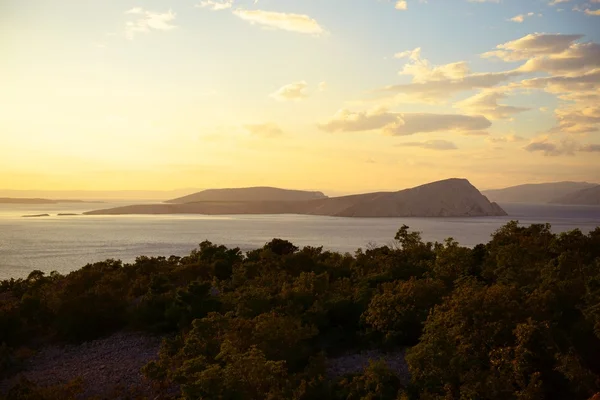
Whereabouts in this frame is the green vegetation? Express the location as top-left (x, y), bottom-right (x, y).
top-left (1, 222), bottom-right (600, 399)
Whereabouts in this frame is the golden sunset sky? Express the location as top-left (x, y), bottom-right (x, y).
top-left (1, 0), bottom-right (599, 195)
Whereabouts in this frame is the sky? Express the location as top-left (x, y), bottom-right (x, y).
top-left (1, 0), bottom-right (600, 195)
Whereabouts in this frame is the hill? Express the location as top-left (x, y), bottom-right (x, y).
top-left (482, 181), bottom-right (597, 204)
top-left (166, 187), bottom-right (327, 203)
top-left (550, 185), bottom-right (600, 205)
top-left (85, 178), bottom-right (507, 217)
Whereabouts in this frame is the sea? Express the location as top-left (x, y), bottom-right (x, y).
top-left (1, 202), bottom-right (599, 280)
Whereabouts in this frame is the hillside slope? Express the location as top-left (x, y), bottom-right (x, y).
top-left (550, 185), bottom-right (600, 205)
top-left (85, 179), bottom-right (507, 217)
top-left (483, 182), bottom-right (597, 204)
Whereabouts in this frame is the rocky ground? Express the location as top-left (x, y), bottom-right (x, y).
top-left (0, 332), bottom-right (163, 399)
top-left (1, 332), bottom-right (408, 399)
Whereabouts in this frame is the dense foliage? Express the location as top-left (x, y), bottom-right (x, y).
top-left (1, 222), bottom-right (600, 399)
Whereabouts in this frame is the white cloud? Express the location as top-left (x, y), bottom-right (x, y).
top-left (548, 0), bottom-right (570, 5)
top-left (397, 140), bottom-right (458, 150)
top-left (395, 1), bottom-right (408, 10)
top-left (381, 48), bottom-right (517, 103)
top-left (456, 90), bottom-right (530, 120)
top-left (319, 108), bottom-right (491, 136)
top-left (515, 69), bottom-right (600, 134)
top-left (244, 123), bottom-right (284, 138)
top-left (509, 12), bottom-right (534, 23)
top-left (585, 8), bottom-right (600, 15)
top-left (232, 9), bottom-right (325, 35)
top-left (196, 0), bottom-right (234, 11)
top-left (483, 33), bottom-right (584, 61)
top-left (318, 82), bottom-right (327, 92)
top-left (125, 8), bottom-right (177, 39)
top-left (270, 81), bottom-right (309, 101)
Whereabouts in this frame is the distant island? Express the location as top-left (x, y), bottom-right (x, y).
top-left (21, 214), bottom-right (50, 218)
top-left (550, 185), bottom-right (600, 205)
top-left (167, 187), bottom-right (327, 203)
top-left (0, 198), bottom-right (91, 205)
top-left (483, 182), bottom-right (598, 204)
top-left (85, 178), bottom-right (507, 218)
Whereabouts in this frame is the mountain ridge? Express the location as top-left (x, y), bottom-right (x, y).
top-left (483, 181), bottom-right (598, 204)
top-left (550, 185), bottom-right (600, 205)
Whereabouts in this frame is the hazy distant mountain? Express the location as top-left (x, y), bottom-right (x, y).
top-left (0, 189), bottom-right (200, 201)
top-left (86, 179), bottom-right (507, 218)
top-left (550, 185), bottom-right (600, 205)
top-left (482, 182), bottom-right (598, 204)
top-left (0, 198), bottom-right (87, 204)
top-left (166, 187), bottom-right (327, 203)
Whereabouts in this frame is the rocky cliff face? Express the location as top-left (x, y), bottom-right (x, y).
top-left (85, 179), bottom-right (507, 217)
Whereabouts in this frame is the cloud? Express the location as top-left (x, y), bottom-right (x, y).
top-left (395, 1), bottom-right (408, 10)
top-left (523, 138), bottom-right (578, 156)
top-left (520, 42), bottom-right (600, 74)
top-left (483, 33), bottom-right (584, 62)
top-left (483, 33), bottom-right (600, 75)
top-left (525, 139), bottom-right (600, 156)
top-left (319, 108), bottom-right (398, 132)
top-left (318, 82), bottom-right (327, 92)
top-left (456, 90), bottom-right (530, 120)
top-left (517, 69), bottom-right (600, 133)
top-left (380, 48), bottom-right (518, 103)
top-left (397, 140), bottom-right (458, 150)
top-left (509, 12), bottom-right (534, 23)
top-left (319, 108), bottom-right (491, 136)
top-left (244, 123), bottom-right (284, 138)
top-left (270, 81), bottom-right (308, 101)
top-left (585, 8), bottom-right (600, 15)
top-left (580, 144), bottom-right (600, 152)
top-left (232, 9), bottom-right (325, 35)
top-left (461, 130), bottom-right (490, 136)
top-left (196, 0), bottom-right (233, 11)
top-left (125, 8), bottom-right (177, 39)
top-left (548, 0), bottom-right (570, 5)
top-left (468, 0), bottom-right (500, 3)
top-left (487, 134), bottom-right (527, 143)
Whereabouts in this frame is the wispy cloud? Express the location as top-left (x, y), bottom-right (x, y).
top-left (232, 9), bottom-right (325, 35)
top-left (270, 81), bottom-right (309, 101)
top-left (548, 0), bottom-right (570, 5)
top-left (580, 144), bottom-right (600, 152)
top-left (244, 123), bottom-right (284, 138)
top-left (196, 0), bottom-right (234, 11)
top-left (125, 8), bottom-right (177, 40)
top-left (319, 108), bottom-right (491, 136)
top-left (397, 140), bottom-right (458, 150)
top-left (456, 90), bottom-right (530, 120)
top-left (509, 12), bottom-right (534, 23)
top-left (395, 1), bottom-right (408, 10)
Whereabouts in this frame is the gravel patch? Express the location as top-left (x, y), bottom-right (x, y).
top-left (0, 331), bottom-right (164, 399)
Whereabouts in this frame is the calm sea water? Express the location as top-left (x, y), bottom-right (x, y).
top-left (1, 202), bottom-right (599, 280)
